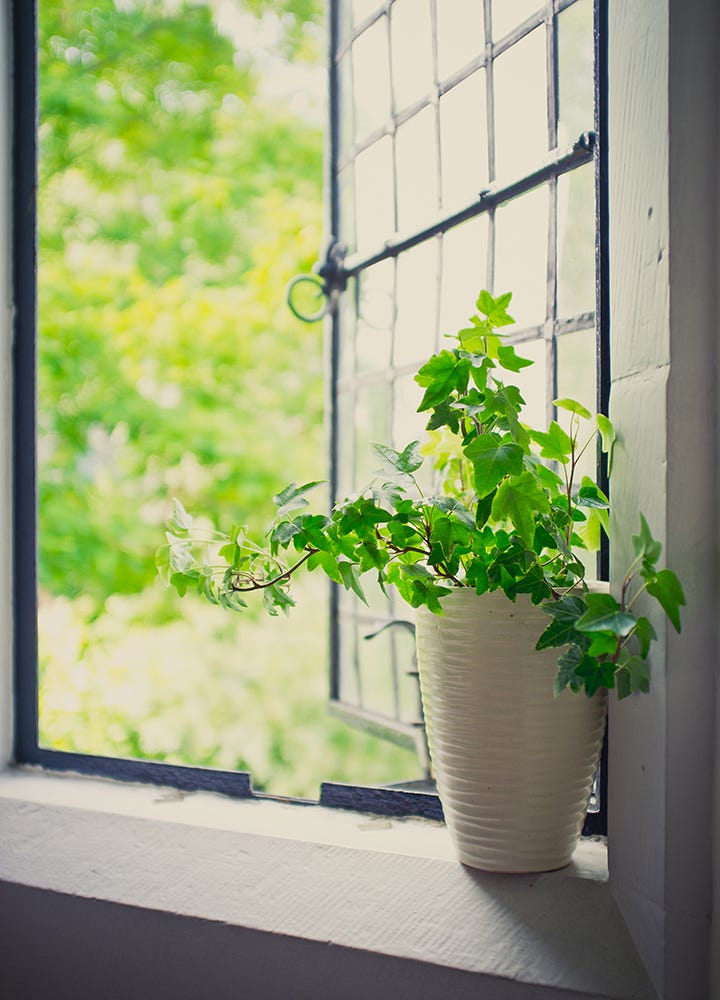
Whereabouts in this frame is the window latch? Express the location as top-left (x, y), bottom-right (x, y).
top-left (286, 238), bottom-right (347, 323)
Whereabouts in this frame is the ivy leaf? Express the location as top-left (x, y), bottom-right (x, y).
top-left (424, 495), bottom-right (475, 528)
top-left (631, 514), bottom-right (662, 563)
top-left (338, 561), bottom-right (368, 605)
top-left (631, 616), bottom-right (657, 658)
top-left (576, 655), bottom-right (617, 696)
top-left (529, 421), bottom-right (573, 463)
top-left (476, 289), bottom-right (515, 327)
top-left (587, 632), bottom-right (619, 656)
top-left (597, 413), bottom-right (616, 475)
top-left (496, 345), bottom-right (533, 372)
top-left (553, 644), bottom-right (587, 696)
top-left (307, 549), bottom-right (343, 584)
top-left (536, 594), bottom-right (587, 651)
top-left (575, 593), bottom-right (637, 636)
top-left (616, 655), bottom-right (652, 700)
top-left (273, 480), bottom-right (324, 519)
top-left (263, 583), bottom-right (295, 617)
top-left (464, 434), bottom-right (524, 498)
top-left (168, 498), bottom-right (193, 535)
top-left (646, 568), bottom-right (685, 632)
top-left (415, 350), bottom-right (470, 411)
top-left (576, 478), bottom-right (609, 509)
top-left (554, 398), bottom-right (592, 420)
top-left (491, 471), bottom-right (550, 546)
top-left (372, 440), bottom-right (424, 476)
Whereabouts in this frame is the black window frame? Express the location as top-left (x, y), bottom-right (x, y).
top-left (11, 0), bottom-right (608, 834)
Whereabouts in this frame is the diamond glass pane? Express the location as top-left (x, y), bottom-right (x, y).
top-left (491, 0), bottom-right (543, 41)
top-left (352, 17), bottom-right (391, 142)
top-left (439, 214), bottom-right (489, 338)
top-left (338, 53), bottom-right (354, 158)
top-left (352, 0), bottom-right (383, 27)
top-left (394, 239), bottom-right (439, 367)
top-left (494, 186), bottom-right (549, 328)
top-left (336, 389), bottom-right (355, 497)
top-left (557, 0), bottom-right (594, 148)
top-left (557, 162), bottom-right (596, 318)
top-left (395, 105), bottom-right (439, 234)
top-left (354, 136), bottom-right (394, 254)
top-left (338, 274), bottom-right (357, 379)
top-left (440, 70), bottom-right (488, 212)
top-left (493, 26), bottom-right (547, 181)
top-left (339, 163), bottom-right (356, 254)
top-left (437, 0), bottom-right (485, 80)
top-left (390, 0), bottom-right (434, 113)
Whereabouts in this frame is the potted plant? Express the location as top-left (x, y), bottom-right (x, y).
top-left (157, 290), bottom-right (684, 873)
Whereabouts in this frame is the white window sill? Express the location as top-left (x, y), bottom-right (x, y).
top-left (0, 767), bottom-right (653, 999)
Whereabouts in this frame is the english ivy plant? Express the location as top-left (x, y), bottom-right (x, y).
top-left (157, 290), bottom-right (684, 699)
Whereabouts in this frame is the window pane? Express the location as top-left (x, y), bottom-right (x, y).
top-left (556, 328), bottom-right (597, 484)
top-left (357, 623), bottom-right (397, 715)
top-left (557, 0), bottom-right (594, 148)
top-left (494, 186), bottom-right (549, 328)
top-left (339, 163), bottom-right (356, 253)
top-left (354, 380), bottom-right (390, 486)
top-left (394, 239), bottom-right (439, 366)
top-left (508, 337), bottom-right (547, 430)
top-left (557, 163), bottom-right (596, 318)
top-left (336, 388), bottom-right (355, 500)
top-left (440, 214), bottom-right (489, 338)
top-left (352, 0), bottom-right (382, 26)
top-left (338, 618), bottom-right (360, 705)
top-left (437, 0), bottom-right (485, 80)
top-left (352, 17), bottom-right (391, 142)
top-left (354, 136), bottom-right (395, 253)
top-left (395, 106), bottom-right (439, 233)
top-left (339, 275), bottom-right (357, 379)
top-left (338, 53), bottom-right (354, 158)
top-left (491, 0), bottom-right (543, 41)
top-left (493, 26), bottom-right (547, 180)
top-left (390, 0), bottom-right (434, 113)
top-left (355, 259), bottom-right (394, 374)
top-left (440, 70), bottom-right (488, 212)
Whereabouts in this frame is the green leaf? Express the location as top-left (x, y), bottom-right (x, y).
top-left (576, 655), bottom-right (616, 696)
top-left (338, 561), bottom-right (368, 605)
top-left (631, 514), bottom-right (662, 563)
top-left (168, 498), bottom-right (193, 535)
top-left (587, 632), bottom-right (619, 656)
top-left (631, 616), bottom-right (657, 658)
top-left (273, 480), bottom-right (324, 519)
top-left (646, 568), bottom-right (685, 632)
top-left (553, 644), bottom-right (586, 696)
top-left (424, 496), bottom-right (475, 528)
top-left (476, 289), bottom-right (515, 327)
top-left (576, 478), bottom-right (609, 509)
top-left (616, 655), bottom-right (652, 700)
top-left (415, 350), bottom-right (470, 411)
top-left (491, 471), bottom-right (550, 546)
top-left (307, 549), bottom-right (343, 584)
top-left (596, 413), bottom-right (616, 474)
top-left (529, 421), bottom-right (573, 463)
top-left (464, 434), bottom-right (524, 498)
top-left (457, 322), bottom-right (492, 352)
top-left (536, 615), bottom-right (581, 650)
top-left (496, 344), bottom-right (533, 372)
top-left (575, 593), bottom-right (637, 636)
top-left (554, 398), bottom-right (592, 420)
top-left (371, 440), bottom-right (423, 476)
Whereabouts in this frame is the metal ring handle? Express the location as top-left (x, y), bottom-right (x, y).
top-left (286, 273), bottom-right (329, 323)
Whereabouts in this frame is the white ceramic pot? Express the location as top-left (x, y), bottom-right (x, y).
top-left (415, 588), bottom-right (607, 873)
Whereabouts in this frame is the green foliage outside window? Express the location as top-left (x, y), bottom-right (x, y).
top-left (37, 0), bottom-right (422, 794)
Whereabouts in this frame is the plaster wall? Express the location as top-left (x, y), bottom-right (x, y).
top-left (0, 0), bottom-right (12, 767)
top-left (608, 0), bottom-right (718, 996)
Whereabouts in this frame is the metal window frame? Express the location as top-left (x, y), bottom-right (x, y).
top-left (10, 0), bottom-right (608, 834)
top-left (327, 0), bottom-right (610, 835)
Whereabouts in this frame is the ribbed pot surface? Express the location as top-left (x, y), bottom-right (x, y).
top-left (416, 588), bottom-right (607, 873)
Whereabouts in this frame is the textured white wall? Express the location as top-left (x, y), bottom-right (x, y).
top-left (608, 0), bottom-right (719, 996)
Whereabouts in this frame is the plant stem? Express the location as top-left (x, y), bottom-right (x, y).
top-left (230, 548), bottom-right (318, 592)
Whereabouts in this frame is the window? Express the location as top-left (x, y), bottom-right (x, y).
top-left (12, 0), bottom-right (607, 830)
top-left (326, 0), bottom-right (608, 831)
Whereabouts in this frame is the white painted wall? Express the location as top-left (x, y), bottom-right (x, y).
top-left (607, 0), bottom-right (719, 996)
